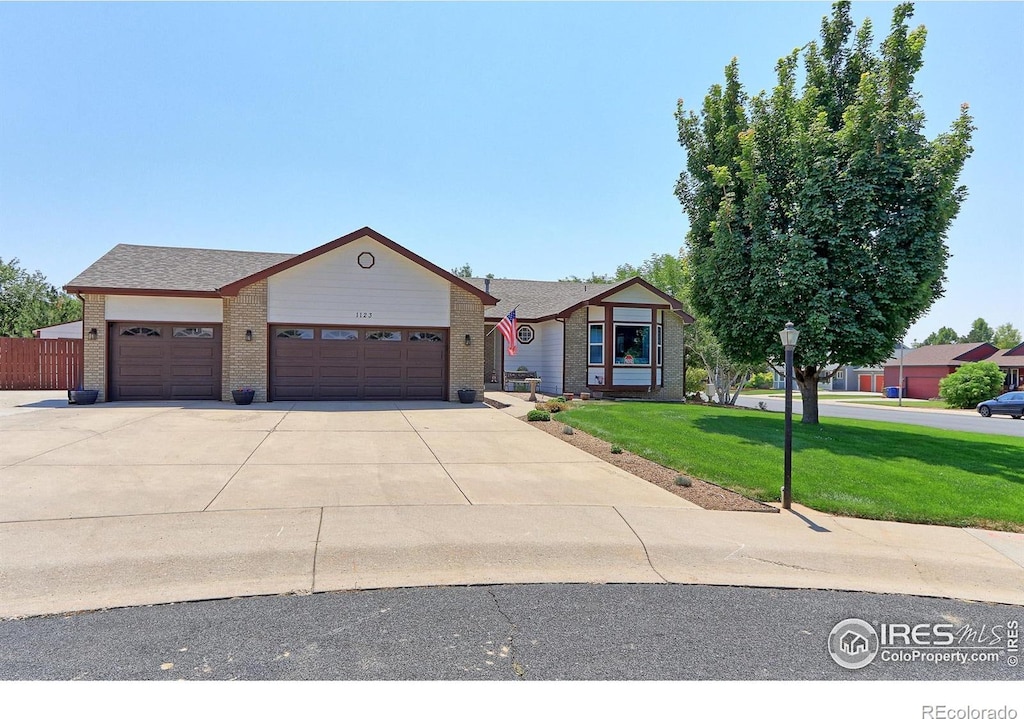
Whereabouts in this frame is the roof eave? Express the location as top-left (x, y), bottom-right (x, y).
top-left (63, 285), bottom-right (221, 299)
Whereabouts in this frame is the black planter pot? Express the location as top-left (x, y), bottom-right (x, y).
top-left (457, 389), bottom-right (477, 404)
top-left (232, 390), bottom-right (255, 405)
top-left (68, 390), bottom-right (99, 405)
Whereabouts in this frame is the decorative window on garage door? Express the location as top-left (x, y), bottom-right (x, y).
top-left (120, 326), bottom-right (161, 337)
top-left (409, 331), bottom-right (443, 342)
top-left (173, 327), bottom-right (214, 338)
top-left (322, 329), bottom-right (359, 341)
top-left (366, 330), bottom-right (401, 341)
top-left (276, 328), bottom-right (314, 339)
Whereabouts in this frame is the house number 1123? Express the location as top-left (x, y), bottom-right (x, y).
top-left (355, 312), bottom-right (373, 319)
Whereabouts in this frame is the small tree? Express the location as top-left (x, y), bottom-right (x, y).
top-left (451, 263), bottom-right (473, 278)
top-left (938, 361), bottom-right (1004, 408)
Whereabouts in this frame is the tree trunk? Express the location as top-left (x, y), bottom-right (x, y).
top-left (794, 366), bottom-right (820, 424)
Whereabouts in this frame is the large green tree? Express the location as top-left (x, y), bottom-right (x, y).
top-left (675, 1), bottom-right (974, 423)
top-left (961, 317), bottom-right (994, 343)
top-left (916, 326), bottom-right (960, 347)
top-left (992, 323), bottom-right (1022, 350)
top-left (0, 258), bottom-right (81, 337)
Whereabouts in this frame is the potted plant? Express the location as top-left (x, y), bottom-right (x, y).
top-left (232, 386), bottom-right (256, 405)
top-left (457, 387), bottom-right (477, 404)
top-left (68, 387), bottom-right (99, 405)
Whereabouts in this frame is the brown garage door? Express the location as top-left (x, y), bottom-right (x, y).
top-left (270, 326), bottom-right (447, 401)
top-left (109, 323), bottom-right (222, 401)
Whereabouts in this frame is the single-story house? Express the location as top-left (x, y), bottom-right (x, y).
top-left (64, 227), bottom-right (693, 403)
top-left (32, 320), bottom-right (83, 339)
top-left (990, 342), bottom-right (1024, 390)
top-left (882, 342), bottom-right (999, 399)
top-left (468, 277), bottom-right (693, 399)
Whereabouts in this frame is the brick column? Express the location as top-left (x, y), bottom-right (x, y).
top-left (81, 294), bottom-right (107, 401)
top-left (563, 307), bottom-right (588, 394)
top-left (221, 280), bottom-right (268, 402)
top-left (448, 286), bottom-right (484, 401)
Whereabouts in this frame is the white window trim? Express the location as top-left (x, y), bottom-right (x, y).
top-left (588, 323), bottom-right (604, 366)
top-left (613, 322), bottom-right (652, 367)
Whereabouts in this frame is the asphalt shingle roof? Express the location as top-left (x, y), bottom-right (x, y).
top-left (990, 347), bottom-right (1024, 368)
top-left (883, 343), bottom-right (993, 367)
top-left (65, 244), bottom-right (296, 293)
top-left (464, 277), bottom-right (633, 320)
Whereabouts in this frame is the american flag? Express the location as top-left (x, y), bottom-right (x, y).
top-left (497, 309), bottom-right (517, 356)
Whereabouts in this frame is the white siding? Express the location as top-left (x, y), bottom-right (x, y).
top-left (37, 321), bottom-right (83, 339)
top-left (613, 307), bottom-right (653, 323)
top-left (613, 367), bottom-right (653, 386)
top-left (604, 284), bottom-right (665, 304)
top-left (503, 320), bottom-right (563, 394)
top-left (105, 296), bottom-right (223, 322)
top-left (268, 235), bottom-right (451, 326)
top-left (587, 306), bottom-right (605, 322)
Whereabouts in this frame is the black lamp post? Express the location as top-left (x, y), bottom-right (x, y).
top-left (779, 321), bottom-right (800, 510)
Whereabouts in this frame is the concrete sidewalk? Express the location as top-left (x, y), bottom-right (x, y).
top-left (0, 392), bottom-right (1021, 617)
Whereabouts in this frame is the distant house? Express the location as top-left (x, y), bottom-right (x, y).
top-left (32, 320), bottom-right (83, 339)
top-left (771, 360), bottom-right (892, 393)
top-left (990, 342), bottom-right (1024, 391)
top-left (883, 342), bottom-right (999, 399)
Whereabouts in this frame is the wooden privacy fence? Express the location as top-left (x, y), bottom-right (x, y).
top-left (0, 338), bottom-right (83, 390)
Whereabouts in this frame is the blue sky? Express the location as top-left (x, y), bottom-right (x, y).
top-left (2, 1), bottom-right (1021, 343)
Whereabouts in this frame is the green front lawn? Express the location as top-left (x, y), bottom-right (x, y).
top-left (557, 402), bottom-right (1024, 530)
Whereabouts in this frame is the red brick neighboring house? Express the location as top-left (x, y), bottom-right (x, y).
top-left (883, 343), bottom-right (999, 399)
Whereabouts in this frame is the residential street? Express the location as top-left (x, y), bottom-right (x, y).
top-left (734, 395), bottom-right (1024, 437)
top-left (1, 584), bottom-right (1020, 680)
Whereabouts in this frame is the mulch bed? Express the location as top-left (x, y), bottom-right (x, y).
top-left (486, 391), bottom-right (774, 512)
top-left (523, 411), bottom-right (778, 513)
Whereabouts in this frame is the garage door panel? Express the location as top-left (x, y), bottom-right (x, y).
top-left (406, 384), bottom-right (445, 399)
top-left (276, 365), bottom-right (315, 379)
top-left (320, 345), bottom-right (359, 360)
top-left (320, 365), bottom-right (359, 379)
top-left (407, 347), bottom-right (444, 362)
top-left (169, 368), bottom-right (216, 381)
top-left (365, 346), bottom-right (404, 362)
top-left (270, 325), bottom-right (447, 400)
top-left (171, 346), bottom-right (217, 361)
top-left (109, 323), bottom-right (221, 401)
top-left (118, 345), bottom-right (164, 359)
top-left (117, 383), bottom-right (166, 399)
top-left (365, 366), bottom-right (403, 379)
top-left (170, 383), bottom-right (218, 399)
top-left (407, 366), bottom-right (444, 380)
top-left (317, 383), bottom-right (361, 400)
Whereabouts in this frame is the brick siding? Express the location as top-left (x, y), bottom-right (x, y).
top-left (221, 280), bottom-right (268, 402)
top-left (563, 307), bottom-right (687, 400)
top-left (449, 285), bottom-right (485, 400)
top-left (81, 294), bottom-right (107, 401)
top-left (562, 307), bottom-right (589, 394)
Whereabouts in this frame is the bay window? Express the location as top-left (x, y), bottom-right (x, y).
top-left (614, 324), bottom-right (651, 365)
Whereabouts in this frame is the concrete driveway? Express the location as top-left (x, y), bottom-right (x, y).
top-left (1, 392), bottom-right (1022, 616)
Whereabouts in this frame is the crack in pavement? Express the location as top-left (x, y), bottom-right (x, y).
top-left (487, 588), bottom-right (525, 679)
